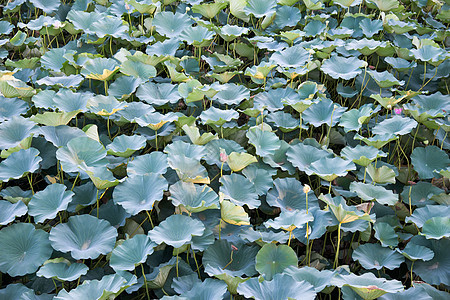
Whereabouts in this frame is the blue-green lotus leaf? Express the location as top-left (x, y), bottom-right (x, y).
top-left (120, 60), bottom-right (156, 80)
top-left (39, 126), bottom-right (85, 148)
top-left (410, 45), bottom-right (448, 63)
top-left (190, 227), bottom-right (215, 251)
top-left (91, 16), bottom-right (128, 38)
top-left (265, 209), bottom-right (314, 231)
top-left (405, 205), bottom-right (450, 227)
top-left (40, 48), bottom-right (75, 72)
top-left (37, 259), bottom-right (89, 281)
top-left (331, 272), bottom-right (404, 299)
top-left (164, 140), bottom-right (206, 160)
top-left (108, 76), bottom-right (141, 100)
top-left (0, 223), bottom-right (53, 276)
top-left (408, 236), bottom-right (450, 286)
top-left (54, 273), bottom-right (137, 300)
top-left (242, 165), bottom-right (273, 196)
top-left (0, 283), bottom-right (52, 300)
top-left (56, 137), bottom-right (107, 173)
top-left (266, 177), bottom-right (318, 211)
top-left (49, 214), bottom-right (118, 260)
top-left (286, 142), bottom-right (333, 172)
top-left (237, 273), bottom-right (316, 300)
top-left (0, 186), bottom-right (32, 204)
top-left (203, 139), bottom-right (244, 170)
top-left (378, 285), bottom-right (433, 300)
top-left (36, 75), bottom-right (84, 89)
top-left (293, 208), bottom-right (332, 243)
top-left (28, 183), bottom-right (74, 223)
top-left (203, 239), bottom-right (259, 277)
top-left (148, 214), bottom-right (205, 248)
top-left (200, 106), bottom-right (239, 126)
top-left (254, 87), bottom-right (299, 112)
top-left (172, 273), bottom-right (200, 295)
top-left (255, 243), bottom-right (297, 280)
top-left (367, 70), bottom-right (405, 88)
top-left (94, 199), bottom-right (130, 228)
top-left (0, 97), bottom-right (28, 122)
top-left (117, 102), bottom-right (155, 122)
top-left (136, 82), bottom-right (180, 106)
top-left (32, 90), bottom-right (57, 109)
top-left (270, 45), bottom-right (310, 68)
top-left (29, 0), bottom-right (60, 13)
top-left (359, 18), bottom-right (383, 37)
top-left (170, 181), bottom-right (219, 213)
top-left (240, 227), bottom-right (289, 244)
top-left (180, 26), bottom-right (215, 47)
top-left (127, 152), bottom-right (168, 176)
top-left (285, 266), bottom-right (334, 292)
top-left (372, 116), bottom-right (418, 136)
top-left (146, 39), bottom-right (181, 57)
top-left (353, 243), bottom-right (404, 270)
top-left (320, 55), bottom-right (366, 80)
top-left (412, 92), bottom-right (450, 114)
top-left (384, 57), bottom-right (417, 71)
top-left (266, 111), bottom-right (300, 132)
top-left (87, 95), bottom-right (127, 115)
top-left (411, 146), bottom-right (450, 179)
top-left (304, 20), bottom-right (326, 37)
top-left (0, 148), bottom-right (42, 182)
top-left (182, 278), bottom-right (227, 300)
top-left (397, 243), bottom-right (434, 261)
top-left (135, 111), bottom-right (179, 131)
top-left (303, 98), bottom-right (346, 127)
top-left (350, 182), bottom-right (398, 205)
top-left (153, 12), bottom-right (192, 38)
top-left (355, 133), bottom-right (398, 149)
top-left (341, 145), bottom-right (387, 167)
top-left (246, 126), bottom-right (281, 157)
top-left (80, 58), bottom-right (120, 82)
top-left (106, 135), bottom-right (146, 157)
top-left (217, 24), bottom-right (249, 41)
top-left (212, 83), bottom-right (249, 105)
top-left (307, 157), bottom-right (356, 181)
top-left (220, 173), bottom-right (259, 209)
top-left (110, 234), bottom-right (156, 271)
top-left (168, 155), bottom-right (209, 182)
top-left (262, 140), bottom-right (296, 174)
top-left (374, 222), bottom-right (399, 247)
top-left (0, 20), bottom-right (14, 35)
top-left (0, 199), bottom-right (27, 225)
top-left (113, 173), bottom-right (167, 215)
top-left (345, 38), bottom-right (385, 55)
top-left (244, 0), bottom-right (276, 18)
top-left (0, 116), bottom-right (37, 150)
top-left (420, 217), bottom-right (450, 240)
top-left (339, 104), bottom-right (379, 133)
top-left (53, 89), bottom-right (90, 113)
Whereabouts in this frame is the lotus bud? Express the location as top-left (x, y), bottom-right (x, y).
top-left (186, 7), bottom-right (190, 12)
top-left (387, 104), bottom-right (392, 110)
top-left (308, 49), bottom-right (315, 55)
top-left (219, 149), bottom-right (228, 163)
top-left (125, 3), bottom-right (130, 10)
top-left (394, 108), bottom-right (402, 115)
top-left (303, 184), bottom-right (311, 194)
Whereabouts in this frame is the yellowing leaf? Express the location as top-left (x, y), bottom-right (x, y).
top-left (220, 198), bottom-right (250, 226)
top-left (227, 152), bottom-right (258, 172)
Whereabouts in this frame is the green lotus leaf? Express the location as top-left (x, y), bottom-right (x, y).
top-left (354, 133), bottom-right (398, 149)
top-left (113, 173), bottom-right (168, 215)
top-left (192, 1), bottom-right (228, 19)
top-left (407, 236), bottom-right (450, 286)
top-left (106, 135), bottom-right (146, 157)
top-left (0, 116), bottom-right (37, 151)
top-left (373, 222), bottom-right (399, 247)
top-left (180, 278), bottom-right (227, 300)
top-left (350, 182), bottom-right (398, 205)
top-left (411, 146), bottom-right (450, 179)
top-left (108, 76), bottom-right (141, 100)
top-left (320, 55), bottom-right (366, 80)
top-left (53, 89), bottom-right (91, 112)
top-left (168, 155), bottom-right (209, 183)
top-left (407, 205), bottom-right (449, 228)
top-left (384, 57), bottom-right (417, 71)
top-left (37, 259), bottom-right (89, 281)
top-left (403, 183), bottom-right (445, 208)
top-left (240, 227), bottom-right (289, 244)
top-left (0, 71), bottom-right (36, 99)
top-left (127, 152), bottom-right (168, 176)
top-left (0, 283), bottom-right (51, 299)
top-left (420, 217), bottom-right (450, 240)
top-left (266, 111), bottom-right (301, 132)
top-left (353, 243), bottom-right (404, 270)
top-left (117, 102), bottom-right (155, 122)
top-left (266, 177), bottom-right (319, 211)
top-left (307, 157), bottom-right (356, 182)
top-left (0, 20), bottom-right (14, 35)
top-left (49, 214), bottom-right (118, 260)
top-left (216, 24), bottom-right (249, 41)
top-left (254, 87), bottom-right (298, 112)
top-left (341, 145), bottom-right (387, 167)
top-left (125, 0), bottom-right (159, 14)
top-left (286, 142), bottom-right (333, 172)
top-left (359, 18), bottom-right (383, 37)
top-left (293, 208), bottom-right (332, 243)
top-left (81, 58), bottom-right (120, 81)
top-left (148, 214), bottom-right (205, 248)
top-left (244, 61), bottom-right (276, 83)
top-left (200, 106), bottom-right (239, 126)
top-left (212, 83), bottom-right (249, 105)
top-left (56, 137), bottom-right (107, 173)
top-left (242, 165), bottom-right (273, 196)
top-left (110, 234), bottom-right (156, 271)
top-left (180, 26), bottom-right (215, 47)
top-left (136, 82), bottom-right (180, 106)
top-left (220, 198), bottom-right (251, 226)
top-left (396, 243), bottom-right (434, 261)
top-left (367, 70), bottom-right (404, 88)
top-left (255, 243), bottom-right (298, 280)
top-left (374, 116), bottom-right (418, 136)
top-left (220, 173), bottom-right (259, 208)
top-left (410, 45), bottom-right (448, 63)
top-left (331, 272), bottom-right (404, 300)
top-left (28, 183), bottom-right (74, 223)
top-left (54, 273), bottom-right (137, 300)
top-left (120, 60), bottom-right (156, 80)
top-left (0, 148), bottom-right (42, 182)
top-left (303, 98), bottom-right (346, 127)
top-left (0, 97), bottom-right (28, 122)
top-left (87, 95), bottom-right (127, 116)
top-left (222, 152), bottom-right (256, 172)
top-left (265, 209), bottom-right (314, 232)
top-left (339, 104), bottom-right (379, 132)
top-left (30, 110), bottom-right (81, 127)
top-left (203, 239), bottom-right (258, 277)
top-left (0, 200), bottom-right (27, 225)
top-left (9, 30), bottom-right (27, 46)
top-left (91, 15), bottom-right (128, 38)
top-left (304, 20), bottom-right (326, 37)
top-left (40, 48), bottom-right (75, 72)
top-left (262, 140), bottom-right (296, 175)
top-left (284, 266), bottom-right (334, 292)
top-left (270, 45), bottom-right (310, 68)
top-left (246, 126), bottom-right (281, 157)
top-left (321, 194), bottom-right (374, 226)
top-left (0, 223), bottom-right (53, 276)
top-left (244, 0), bottom-right (277, 18)
top-left (169, 181), bottom-right (219, 213)
top-left (153, 12), bottom-right (192, 38)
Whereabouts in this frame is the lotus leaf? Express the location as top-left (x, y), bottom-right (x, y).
top-left (153, 12), bottom-right (192, 38)
top-left (169, 181), bottom-right (219, 213)
top-left (355, 133), bottom-right (398, 149)
top-left (405, 205), bottom-right (450, 227)
top-left (0, 116), bottom-right (37, 151)
top-left (0, 200), bottom-right (27, 225)
top-left (266, 177), bottom-right (318, 211)
top-left (246, 126), bottom-right (281, 157)
top-left (353, 243), bottom-right (404, 270)
top-left (367, 70), bottom-right (405, 88)
top-left (265, 209), bottom-right (314, 232)
top-left (359, 18), bottom-right (383, 37)
top-left (350, 182), bottom-right (398, 205)
top-left (374, 222), bottom-right (399, 247)
top-left (240, 227), bottom-right (289, 244)
top-left (120, 60), bottom-right (156, 80)
top-left (307, 157), bottom-right (356, 182)
top-left (0, 148), bottom-right (42, 182)
top-left (28, 183), bottom-right (74, 223)
top-left (410, 45), bottom-right (448, 63)
top-left (200, 106), bottom-right (239, 126)
top-left (262, 140), bottom-right (296, 174)
top-left (397, 243), bottom-right (434, 261)
top-left (255, 243), bottom-right (298, 280)
top-left (168, 155), bottom-right (209, 183)
top-left (244, 0), bottom-right (276, 18)
top-left (87, 95), bottom-right (127, 116)
top-left (254, 87), bottom-right (298, 112)
top-left (366, 163), bottom-right (397, 184)
top-left (110, 234), bottom-right (156, 271)
top-left (203, 139), bottom-right (244, 169)
top-left (136, 82), bottom-right (180, 106)
top-left (293, 208), bottom-right (332, 243)
top-left (106, 135), bottom-right (146, 157)
top-left (0, 283), bottom-right (51, 299)
top-left (411, 146), bottom-right (450, 179)
top-left (220, 199), bottom-right (250, 226)
top-left (220, 173), bottom-right (259, 208)
top-left (181, 278), bottom-right (227, 300)
top-left (284, 266), bottom-right (334, 292)
top-left (56, 137), bottom-right (107, 173)
top-left (341, 145), bottom-right (386, 167)
top-left (303, 98), bottom-right (346, 127)
top-left (49, 214), bottom-right (118, 260)
top-left (81, 58), bottom-right (120, 81)
top-left (37, 259), bottom-right (89, 281)
top-left (320, 55), bottom-right (366, 80)
top-left (0, 223), bottom-right (53, 276)
top-left (286, 142), bottom-right (333, 172)
top-left (421, 217), bottom-right (450, 240)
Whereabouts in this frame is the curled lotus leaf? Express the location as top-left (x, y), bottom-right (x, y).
top-left (341, 145), bottom-right (387, 167)
top-left (284, 266), bottom-right (335, 292)
top-left (220, 173), bottom-right (259, 209)
top-left (367, 70), bottom-right (405, 88)
top-left (127, 152), bottom-right (168, 176)
top-left (405, 205), bottom-right (450, 227)
top-left (153, 12), bottom-right (192, 38)
top-left (353, 243), bottom-right (404, 270)
top-left (169, 181), bottom-right (219, 213)
top-left (286, 142), bottom-right (333, 172)
top-left (246, 126), bottom-right (281, 157)
top-left (374, 222), bottom-right (399, 247)
top-left (87, 95), bottom-right (127, 116)
top-left (350, 182), bottom-right (398, 205)
top-left (264, 209), bottom-right (314, 232)
top-left (0, 200), bottom-right (27, 225)
top-left (320, 55), bottom-right (366, 80)
top-left (266, 177), bottom-right (318, 212)
top-left (136, 82), bottom-right (180, 106)
top-left (243, 0), bottom-right (277, 18)
top-left (0, 116), bottom-right (37, 151)
top-left (302, 98), bottom-right (346, 127)
top-left (411, 146), bottom-right (450, 179)
top-left (397, 243), bottom-right (434, 261)
top-left (37, 259), bottom-right (89, 281)
top-left (56, 137), bottom-right (107, 173)
top-left (106, 134), bottom-right (147, 157)
top-left (81, 58), bottom-right (120, 81)
top-left (270, 45), bottom-right (310, 68)
top-left (0, 148), bottom-right (42, 182)
top-left (306, 156), bottom-right (356, 182)
top-left (28, 183), bottom-right (74, 223)
top-left (421, 217), bottom-right (450, 240)
top-left (110, 234), bottom-right (156, 271)
top-left (200, 106), bottom-right (239, 126)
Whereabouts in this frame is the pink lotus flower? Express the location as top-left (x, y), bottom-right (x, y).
top-left (394, 108), bottom-right (402, 115)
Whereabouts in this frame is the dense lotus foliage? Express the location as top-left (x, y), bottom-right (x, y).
top-left (0, 0), bottom-right (449, 299)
